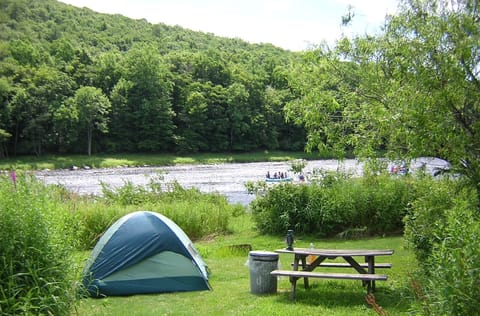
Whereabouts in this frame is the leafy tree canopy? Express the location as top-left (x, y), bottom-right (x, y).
top-left (0, 0), bottom-right (304, 155)
top-left (287, 0), bottom-right (480, 197)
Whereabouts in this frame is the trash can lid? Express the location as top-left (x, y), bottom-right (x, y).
top-left (249, 250), bottom-right (279, 259)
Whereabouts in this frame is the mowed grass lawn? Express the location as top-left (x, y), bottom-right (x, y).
top-left (76, 214), bottom-right (416, 316)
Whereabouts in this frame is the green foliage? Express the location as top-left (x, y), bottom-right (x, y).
top-left (288, 158), bottom-right (307, 174)
top-left (149, 198), bottom-right (231, 240)
top-left (404, 180), bottom-right (480, 315)
top-left (425, 205), bottom-right (480, 315)
top-left (251, 172), bottom-right (413, 237)
top-left (287, 0), bottom-right (480, 199)
top-left (251, 183), bottom-right (309, 234)
top-left (114, 44), bottom-right (175, 152)
top-left (75, 203), bottom-right (124, 250)
top-left (71, 86), bottom-right (111, 155)
top-left (0, 172), bottom-right (77, 315)
top-left (71, 178), bottom-right (241, 249)
top-left (0, 0), bottom-right (303, 156)
top-left (403, 178), bottom-right (459, 263)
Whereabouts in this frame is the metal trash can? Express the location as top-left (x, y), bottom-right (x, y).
top-left (248, 250), bottom-right (279, 294)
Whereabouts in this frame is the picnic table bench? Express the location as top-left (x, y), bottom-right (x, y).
top-left (293, 262), bottom-right (392, 269)
top-left (273, 248), bottom-right (394, 301)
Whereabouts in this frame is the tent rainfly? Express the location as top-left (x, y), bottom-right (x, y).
top-left (82, 211), bottom-right (211, 297)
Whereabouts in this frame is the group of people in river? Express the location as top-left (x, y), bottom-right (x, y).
top-left (390, 164), bottom-right (409, 175)
top-left (265, 171), bottom-right (288, 179)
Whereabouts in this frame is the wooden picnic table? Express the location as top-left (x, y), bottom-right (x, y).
top-left (272, 248), bottom-right (394, 300)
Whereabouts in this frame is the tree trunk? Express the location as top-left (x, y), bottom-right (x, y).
top-left (87, 126), bottom-right (92, 156)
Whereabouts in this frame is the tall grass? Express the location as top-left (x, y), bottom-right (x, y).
top-left (0, 172), bottom-right (77, 315)
top-left (74, 202), bottom-right (127, 250)
top-left (70, 179), bottom-right (242, 250)
top-left (101, 180), bottom-right (239, 238)
top-left (0, 169), bottom-right (242, 314)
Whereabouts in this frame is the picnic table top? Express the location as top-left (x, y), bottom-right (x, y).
top-left (275, 248), bottom-right (394, 257)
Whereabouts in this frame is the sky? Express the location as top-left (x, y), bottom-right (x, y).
top-left (59, 0), bottom-right (399, 51)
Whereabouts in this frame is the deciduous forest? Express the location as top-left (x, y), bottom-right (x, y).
top-left (0, 0), bottom-right (306, 157)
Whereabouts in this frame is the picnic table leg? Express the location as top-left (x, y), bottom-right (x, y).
top-left (289, 276), bottom-right (298, 301)
top-left (366, 256), bottom-right (375, 292)
top-left (344, 256), bottom-right (371, 291)
top-left (300, 256), bottom-right (309, 289)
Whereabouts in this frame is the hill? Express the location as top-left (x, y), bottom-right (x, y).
top-left (0, 0), bottom-right (305, 156)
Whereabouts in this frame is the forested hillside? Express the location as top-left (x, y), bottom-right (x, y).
top-left (0, 0), bottom-right (306, 156)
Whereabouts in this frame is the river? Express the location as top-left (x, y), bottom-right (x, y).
top-left (35, 159), bottom-right (363, 206)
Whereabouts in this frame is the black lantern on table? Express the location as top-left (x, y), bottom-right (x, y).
top-left (286, 229), bottom-right (294, 250)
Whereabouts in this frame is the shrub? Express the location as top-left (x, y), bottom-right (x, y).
top-left (251, 183), bottom-right (310, 234)
top-left (403, 178), bottom-right (456, 263)
top-left (251, 172), bottom-right (414, 237)
top-left (404, 180), bottom-right (480, 315)
top-left (425, 203), bottom-right (480, 315)
top-left (0, 172), bottom-right (76, 315)
top-left (357, 175), bottom-right (413, 234)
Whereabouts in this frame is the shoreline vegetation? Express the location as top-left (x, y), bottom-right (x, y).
top-left (2, 150), bottom-right (417, 315)
top-left (3, 152), bottom-right (477, 314)
top-left (0, 151), bottom-right (340, 171)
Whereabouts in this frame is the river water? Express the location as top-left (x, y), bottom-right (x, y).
top-left (35, 159), bottom-right (363, 206)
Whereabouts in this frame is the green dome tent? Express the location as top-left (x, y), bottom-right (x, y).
top-left (82, 211), bottom-right (211, 297)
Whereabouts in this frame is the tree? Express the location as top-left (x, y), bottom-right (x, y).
top-left (109, 78), bottom-right (135, 151)
top-left (9, 65), bottom-right (74, 156)
top-left (52, 98), bottom-right (79, 154)
top-left (287, 0), bottom-right (480, 199)
top-left (0, 77), bottom-right (12, 157)
top-left (8, 39), bottom-right (40, 66)
top-left (71, 86), bottom-right (111, 156)
top-left (115, 44), bottom-right (175, 152)
top-left (93, 50), bottom-right (123, 95)
top-left (177, 87), bottom-right (210, 152)
top-left (226, 82), bottom-right (249, 151)
top-left (286, 47), bottom-right (360, 157)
